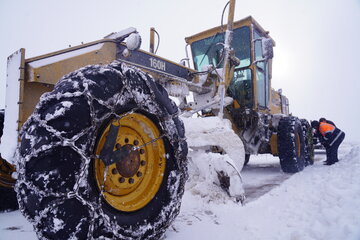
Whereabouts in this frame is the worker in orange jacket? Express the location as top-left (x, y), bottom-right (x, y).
top-left (311, 118), bottom-right (345, 165)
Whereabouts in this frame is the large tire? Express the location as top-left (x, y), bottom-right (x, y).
top-left (16, 62), bottom-right (188, 239)
top-left (0, 185), bottom-right (18, 212)
top-left (0, 110), bottom-right (19, 212)
top-left (0, 158), bottom-right (19, 212)
top-left (244, 153), bottom-right (250, 166)
top-left (0, 109), bottom-right (4, 139)
top-left (300, 119), bottom-right (314, 166)
top-left (277, 117), bottom-right (306, 173)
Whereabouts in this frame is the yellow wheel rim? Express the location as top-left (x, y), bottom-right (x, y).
top-left (94, 113), bottom-right (166, 212)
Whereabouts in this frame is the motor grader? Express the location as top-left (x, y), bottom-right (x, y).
top-left (0, 0), bottom-right (313, 239)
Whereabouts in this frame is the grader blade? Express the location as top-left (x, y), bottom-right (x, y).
top-left (182, 116), bottom-right (245, 202)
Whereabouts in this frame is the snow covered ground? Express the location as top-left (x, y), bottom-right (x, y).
top-left (165, 141), bottom-right (360, 240)
top-left (1, 142), bottom-right (359, 239)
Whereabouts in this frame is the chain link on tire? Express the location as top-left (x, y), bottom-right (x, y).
top-left (16, 61), bottom-right (188, 239)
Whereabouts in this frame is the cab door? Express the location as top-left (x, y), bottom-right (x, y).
top-left (253, 29), bottom-right (270, 109)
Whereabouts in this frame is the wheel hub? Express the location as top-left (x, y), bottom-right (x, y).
top-left (116, 145), bottom-right (140, 178)
top-left (94, 112), bottom-right (166, 212)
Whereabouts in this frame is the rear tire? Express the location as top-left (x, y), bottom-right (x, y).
top-left (0, 186), bottom-right (18, 212)
top-left (0, 109), bottom-right (4, 139)
top-left (277, 117), bottom-right (306, 173)
top-left (16, 62), bottom-right (188, 239)
top-left (244, 154), bottom-right (250, 166)
top-left (300, 119), bottom-right (314, 166)
top-left (0, 110), bottom-right (19, 212)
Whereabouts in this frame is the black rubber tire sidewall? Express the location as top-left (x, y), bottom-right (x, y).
top-left (244, 154), bottom-right (250, 166)
top-left (300, 119), bottom-right (314, 166)
top-left (0, 110), bottom-right (4, 139)
top-left (278, 117), bottom-right (306, 173)
top-left (0, 110), bottom-right (19, 212)
top-left (0, 186), bottom-right (19, 212)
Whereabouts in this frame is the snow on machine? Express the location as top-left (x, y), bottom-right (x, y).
top-left (0, 0), bottom-right (313, 238)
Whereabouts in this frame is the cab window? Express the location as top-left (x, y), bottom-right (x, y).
top-left (254, 29), bottom-right (269, 108)
top-left (191, 26), bottom-right (251, 71)
top-left (228, 68), bottom-right (253, 108)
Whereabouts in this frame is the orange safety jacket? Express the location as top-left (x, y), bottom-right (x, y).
top-left (319, 122), bottom-right (335, 137)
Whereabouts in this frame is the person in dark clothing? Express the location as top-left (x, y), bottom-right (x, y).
top-left (311, 119), bottom-right (345, 165)
top-left (319, 117), bottom-right (336, 127)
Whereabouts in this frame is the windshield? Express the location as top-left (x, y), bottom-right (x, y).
top-left (191, 26), bottom-right (251, 71)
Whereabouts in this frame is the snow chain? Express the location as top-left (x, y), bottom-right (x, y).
top-left (15, 62), bottom-right (187, 239)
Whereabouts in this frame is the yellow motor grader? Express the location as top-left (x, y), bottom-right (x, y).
top-left (0, 0), bottom-right (313, 239)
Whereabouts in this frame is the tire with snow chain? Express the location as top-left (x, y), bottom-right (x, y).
top-left (1, 110), bottom-right (19, 212)
top-left (277, 117), bottom-right (306, 173)
top-left (300, 119), bottom-right (314, 166)
top-left (16, 62), bottom-right (188, 240)
top-left (0, 185), bottom-right (19, 212)
top-left (0, 109), bottom-right (4, 138)
top-left (244, 154), bottom-right (250, 166)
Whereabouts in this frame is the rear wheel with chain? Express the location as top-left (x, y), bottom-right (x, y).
top-left (0, 157), bottom-right (18, 212)
top-left (244, 153), bottom-right (250, 166)
top-left (300, 119), bottom-right (314, 166)
top-left (277, 116), bottom-right (306, 173)
top-left (16, 62), bottom-right (188, 239)
top-left (0, 109), bottom-right (19, 212)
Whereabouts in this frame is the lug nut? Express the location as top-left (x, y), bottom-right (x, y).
top-left (112, 168), bottom-right (118, 175)
top-left (119, 177), bottom-right (125, 183)
top-left (137, 171), bottom-right (142, 177)
top-left (115, 143), bottom-right (121, 150)
top-left (129, 178), bottom-right (134, 184)
top-left (133, 140), bottom-right (139, 146)
top-left (140, 149), bottom-right (145, 154)
top-left (141, 160), bottom-right (146, 166)
top-left (125, 138), bottom-right (129, 143)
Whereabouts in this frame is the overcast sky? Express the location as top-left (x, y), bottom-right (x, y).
top-left (1, 0), bottom-right (359, 141)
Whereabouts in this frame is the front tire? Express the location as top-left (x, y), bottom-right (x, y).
top-left (277, 117), bottom-right (306, 173)
top-left (16, 62), bottom-right (188, 239)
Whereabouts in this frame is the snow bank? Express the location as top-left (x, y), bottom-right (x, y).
top-left (182, 116), bottom-right (245, 171)
top-left (167, 142), bottom-right (360, 240)
top-left (227, 143), bottom-right (360, 240)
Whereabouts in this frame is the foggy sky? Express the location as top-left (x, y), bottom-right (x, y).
top-left (0, 0), bottom-right (359, 141)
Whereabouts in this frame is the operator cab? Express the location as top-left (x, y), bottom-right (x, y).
top-left (185, 16), bottom-right (275, 111)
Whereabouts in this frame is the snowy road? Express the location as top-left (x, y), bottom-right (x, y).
top-left (1, 142), bottom-right (359, 239)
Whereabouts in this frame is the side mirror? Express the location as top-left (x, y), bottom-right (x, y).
top-left (262, 38), bottom-right (274, 60)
